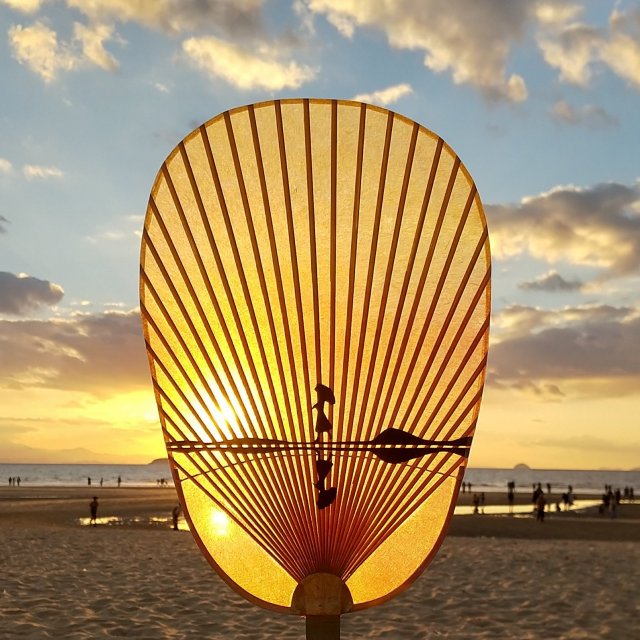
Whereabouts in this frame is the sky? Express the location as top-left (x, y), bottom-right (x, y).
top-left (0, 0), bottom-right (639, 469)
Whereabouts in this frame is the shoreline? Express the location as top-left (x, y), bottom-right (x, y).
top-left (1, 486), bottom-right (638, 541)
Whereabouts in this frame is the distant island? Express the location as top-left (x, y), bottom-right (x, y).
top-left (513, 463), bottom-right (531, 470)
top-left (148, 458), bottom-right (169, 466)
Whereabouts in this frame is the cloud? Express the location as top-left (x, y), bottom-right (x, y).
top-left (0, 0), bottom-right (47, 13)
top-left (0, 272), bottom-right (64, 315)
top-left (73, 21), bottom-right (119, 72)
top-left (0, 215), bottom-right (9, 234)
top-left (0, 158), bottom-right (13, 173)
top-left (23, 164), bottom-right (64, 179)
top-left (538, 5), bottom-right (640, 89)
top-left (8, 22), bottom-right (78, 82)
top-left (537, 22), bottom-right (598, 85)
top-left (304, 0), bottom-right (529, 102)
top-left (8, 19), bottom-right (122, 82)
top-left (182, 35), bottom-right (316, 90)
top-left (488, 303), bottom-right (640, 397)
top-left (551, 100), bottom-right (617, 127)
top-left (487, 181), bottom-right (640, 281)
top-left (352, 83), bottom-right (413, 106)
top-left (518, 271), bottom-right (583, 292)
top-left (0, 309), bottom-right (149, 395)
top-left (534, 2), bottom-right (583, 26)
top-left (66, 0), bottom-right (265, 37)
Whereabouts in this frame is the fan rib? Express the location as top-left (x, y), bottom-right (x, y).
top-left (329, 102), bottom-right (367, 569)
top-left (170, 456), bottom-right (307, 581)
top-left (335, 120), bottom-right (418, 559)
top-left (303, 99), bottom-right (322, 385)
top-left (338, 216), bottom-right (486, 566)
top-left (375, 155), bottom-right (461, 434)
top-left (149, 371), bottom-right (306, 578)
top-left (335, 110), bottom-right (395, 560)
top-left (336, 306), bottom-right (489, 573)
top-left (385, 183), bottom-right (477, 431)
top-left (362, 138), bottom-right (444, 441)
top-left (141, 301), bottom-right (305, 555)
top-left (158, 150), bottom-right (316, 565)
top-left (142, 250), bottom-right (252, 441)
top-left (146, 343), bottom-right (306, 571)
top-left (274, 105), bottom-right (321, 575)
top-left (160, 162), bottom-right (279, 440)
top-left (145, 196), bottom-right (267, 442)
top-left (243, 104), bottom-right (322, 570)
top-left (400, 220), bottom-right (488, 435)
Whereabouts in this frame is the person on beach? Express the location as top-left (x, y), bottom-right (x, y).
top-left (172, 505), bottom-right (181, 531)
top-left (89, 497), bottom-right (99, 526)
top-left (117, 475), bottom-right (122, 488)
top-left (473, 493), bottom-right (480, 514)
top-left (536, 492), bottom-right (546, 522)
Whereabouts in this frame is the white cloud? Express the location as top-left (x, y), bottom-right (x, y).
top-left (538, 5), bottom-right (640, 89)
top-left (182, 35), bottom-right (316, 90)
top-left (487, 181), bottom-right (640, 281)
top-left (352, 83), bottom-right (413, 106)
top-left (9, 22), bottom-right (77, 83)
top-left (1, 0), bottom-right (47, 13)
top-left (23, 164), bottom-right (64, 179)
top-left (73, 22), bottom-right (119, 72)
top-left (538, 23), bottom-right (598, 86)
top-left (8, 20), bottom-right (120, 81)
top-left (534, 2), bottom-right (582, 26)
top-left (304, 0), bottom-right (529, 102)
top-left (0, 158), bottom-right (13, 173)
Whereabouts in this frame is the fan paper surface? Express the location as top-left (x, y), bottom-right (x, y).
top-left (140, 99), bottom-right (491, 612)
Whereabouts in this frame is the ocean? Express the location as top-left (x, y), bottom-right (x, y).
top-left (1, 462), bottom-right (637, 494)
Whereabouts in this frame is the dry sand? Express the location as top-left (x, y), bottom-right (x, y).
top-left (1, 487), bottom-right (638, 639)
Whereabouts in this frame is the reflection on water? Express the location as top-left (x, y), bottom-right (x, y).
top-left (78, 515), bottom-right (190, 531)
top-left (454, 499), bottom-right (601, 516)
top-left (78, 499), bottom-right (603, 529)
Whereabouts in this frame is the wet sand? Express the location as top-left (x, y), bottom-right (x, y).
top-left (1, 486), bottom-right (638, 638)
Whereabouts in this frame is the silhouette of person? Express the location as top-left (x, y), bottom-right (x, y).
top-left (117, 475), bottom-right (122, 488)
top-left (88, 477), bottom-right (91, 486)
top-left (536, 492), bottom-right (546, 522)
top-left (473, 493), bottom-right (480, 514)
top-left (89, 497), bottom-right (99, 526)
top-left (100, 477), bottom-right (103, 487)
top-left (16, 477), bottom-right (20, 487)
top-left (172, 505), bottom-right (181, 530)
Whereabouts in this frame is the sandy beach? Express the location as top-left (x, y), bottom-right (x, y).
top-left (1, 487), bottom-right (638, 639)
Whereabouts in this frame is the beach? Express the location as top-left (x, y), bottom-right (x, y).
top-left (1, 487), bottom-right (638, 639)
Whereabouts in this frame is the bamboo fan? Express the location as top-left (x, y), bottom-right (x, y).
top-left (140, 99), bottom-right (491, 637)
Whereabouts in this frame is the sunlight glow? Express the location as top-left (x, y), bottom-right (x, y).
top-left (209, 508), bottom-right (230, 536)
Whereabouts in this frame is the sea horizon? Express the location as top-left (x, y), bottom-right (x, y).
top-left (2, 461), bottom-right (638, 494)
